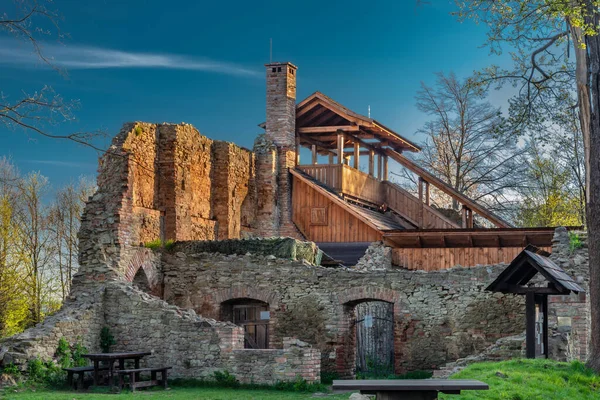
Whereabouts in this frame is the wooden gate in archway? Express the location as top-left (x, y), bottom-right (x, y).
top-left (354, 301), bottom-right (394, 377)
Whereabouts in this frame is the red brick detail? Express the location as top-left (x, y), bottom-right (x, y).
top-left (123, 248), bottom-right (160, 294)
top-left (213, 287), bottom-right (280, 307)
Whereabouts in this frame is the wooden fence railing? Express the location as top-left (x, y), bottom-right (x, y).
top-left (297, 164), bottom-right (384, 205)
top-left (382, 182), bottom-right (459, 229)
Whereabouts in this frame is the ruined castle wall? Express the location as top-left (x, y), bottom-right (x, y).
top-left (161, 250), bottom-right (524, 375)
top-left (212, 142), bottom-right (256, 239)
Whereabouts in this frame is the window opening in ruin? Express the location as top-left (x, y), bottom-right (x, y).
top-left (221, 299), bottom-right (269, 349)
top-left (272, 67), bottom-right (276, 73)
top-left (278, 67), bottom-right (282, 72)
top-left (132, 267), bottom-right (152, 294)
top-left (353, 301), bottom-right (394, 378)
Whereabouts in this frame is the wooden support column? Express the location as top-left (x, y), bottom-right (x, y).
top-left (354, 141), bottom-right (360, 169)
top-left (368, 149), bottom-right (375, 176)
top-left (311, 145), bottom-right (318, 165)
top-left (377, 153), bottom-right (383, 181)
top-left (462, 205), bottom-right (467, 228)
top-left (526, 292), bottom-right (536, 359)
top-left (418, 178), bottom-right (424, 227)
top-left (295, 136), bottom-right (300, 165)
top-left (383, 155), bottom-right (389, 181)
top-left (424, 180), bottom-right (430, 206)
top-left (542, 294), bottom-right (549, 358)
top-left (337, 132), bottom-right (345, 165)
top-left (328, 153), bottom-right (334, 164)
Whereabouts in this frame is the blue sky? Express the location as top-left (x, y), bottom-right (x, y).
top-left (1, 0), bottom-right (510, 189)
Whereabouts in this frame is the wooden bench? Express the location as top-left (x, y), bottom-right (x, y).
top-left (117, 366), bottom-right (172, 392)
top-left (332, 379), bottom-right (489, 400)
top-left (63, 366), bottom-right (108, 389)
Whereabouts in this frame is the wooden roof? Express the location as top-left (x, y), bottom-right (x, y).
top-left (382, 228), bottom-right (558, 248)
top-left (486, 245), bottom-right (584, 294)
top-left (294, 92), bottom-right (421, 153)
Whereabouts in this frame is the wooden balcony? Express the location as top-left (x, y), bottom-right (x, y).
top-left (297, 164), bottom-right (384, 205)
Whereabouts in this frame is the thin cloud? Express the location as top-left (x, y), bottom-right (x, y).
top-left (23, 160), bottom-right (96, 168)
top-left (0, 39), bottom-right (260, 77)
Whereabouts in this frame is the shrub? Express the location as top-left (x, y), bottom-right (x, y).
top-left (144, 239), bottom-right (175, 251)
top-left (100, 327), bottom-right (116, 353)
top-left (569, 232), bottom-right (583, 254)
top-left (1, 362), bottom-right (20, 376)
top-left (55, 337), bottom-right (72, 368)
top-left (213, 370), bottom-right (239, 388)
top-left (134, 125), bottom-right (143, 136)
top-left (71, 340), bottom-right (88, 367)
top-left (320, 370), bottom-right (339, 384)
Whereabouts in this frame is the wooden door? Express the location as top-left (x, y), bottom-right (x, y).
top-left (354, 301), bottom-right (394, 378)
top-left (233, 304), bottom-right (269, 349)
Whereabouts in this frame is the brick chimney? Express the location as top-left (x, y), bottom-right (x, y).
top-left (253, 62), bottom-right (300, 238)
top-left (265, 62), bottom-right (297, 148)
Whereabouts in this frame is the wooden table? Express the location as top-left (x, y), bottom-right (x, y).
top-left (332, 379), bottom-right (489, 400)
top-left (84, 351), bottom-right (152, 387)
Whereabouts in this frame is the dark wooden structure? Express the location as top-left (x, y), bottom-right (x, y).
top-left (332, 379), bottom-right (489, 400)
top-left (64, 365), bottom-right (107, 389)
top-left (486, 245), bottom-right (584, 358)
top-left (117, 366), bottom-right (172, 392)
top-left (83, 351), bottom-right (151, 387)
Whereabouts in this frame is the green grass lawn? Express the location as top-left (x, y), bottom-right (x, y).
top-left (1, 386), bottom-right (349, 400)
top-left (440, 359), bottom-right (600, 400)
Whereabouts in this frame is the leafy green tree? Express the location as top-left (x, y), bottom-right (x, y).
top-left (454, 0), bottom-right (600, 372)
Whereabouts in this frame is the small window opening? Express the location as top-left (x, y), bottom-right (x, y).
top-left (272, 67), bottom-right (276, 73)
top-left (290, 69), bottom-right (294, 75)
top-left (277, 67), bottom-right (282, 72)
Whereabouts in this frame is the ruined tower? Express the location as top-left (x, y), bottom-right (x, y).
top-left (255, 62), bottom-right (299, 237)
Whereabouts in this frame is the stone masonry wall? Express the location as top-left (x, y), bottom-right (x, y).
top-left (161, 249), bottom-right (525, 375)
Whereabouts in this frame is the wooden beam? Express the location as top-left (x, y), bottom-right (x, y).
top-left (295, 136), bottom-right (301, 165)
top-left (354, 141), bottom-right (360, 169)
top-left (383, 155), bottom-right (389, 181)
top-left (298, 104), bottom-right (329, 125)
top-left (424, 180), bottom-right (430, 206)
top-left (337, 132), bottom-right (345, 165)
top-left (297, 135), bottom-right (337, 156)
top-left (328, 153), bottom-right (334, 164)
top-left (311, 145), bottom-right (318, 165)
top-left (384, 148), bottom-right (512, 228)
top-left (462, 205), bottom-right (468, 229)
top-left (418, 178), bottom-right (424, 228)
top-left (368, 149), bottom-right (375, 176)
top-left (298, 125), bottom-right (360, 134)
top-left (526, 292), bottom-right (536, 359)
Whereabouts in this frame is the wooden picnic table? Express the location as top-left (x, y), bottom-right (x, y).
top-left (332, 379), bottom-right (489, 400)
top-left (83, 351), bottom-right (151, 387)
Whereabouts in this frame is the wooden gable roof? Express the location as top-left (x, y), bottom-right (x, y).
top-left (486, 245), bottom-right (584, 294)
top-left (295, 92), bottom-right (421, 154)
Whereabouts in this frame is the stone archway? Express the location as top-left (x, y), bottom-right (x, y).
top-left (123, 248), bottom-right (161, 296)
top-left (336, 288), bottom-right (401, 378)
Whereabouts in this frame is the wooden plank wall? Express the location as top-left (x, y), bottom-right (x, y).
top-left (292, 176), bottom-right (383, 242)
top-left (341, 164), bottom-right (384, 204)
top-left (392, 247), bottom-right (553, 271)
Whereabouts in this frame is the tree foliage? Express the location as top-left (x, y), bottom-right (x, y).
top-left (0, 158), bottom-right (93, 337)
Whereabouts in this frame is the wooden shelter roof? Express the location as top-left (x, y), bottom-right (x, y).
top-left (382, 228), bottom-right (559, 248)
top-left (486, 245), bottom-right (584, 294)
top-left (295, 92), bottom-right (421, 153)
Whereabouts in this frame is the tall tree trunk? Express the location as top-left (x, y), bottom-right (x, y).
top-left (584, 4), bottom-right (600, 373)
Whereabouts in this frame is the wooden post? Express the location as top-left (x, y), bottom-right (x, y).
top-left (383, 155), bottom-right (388, 181)
top-left (418, 178), bottom-right (424, 227)
top-left (542, 294), bottom-right (549, 358)
top-left (337, 132), bottom-right (344, 165)
top-left (311, 145), bottom-right (318, 165)
top-left (462, 205), bottom-right (467, 228)
top-left (526, 292), bottom-right (536, 359)
top-left (424, 180), bottom-right (430, 206)
top-left (354, 141), bottom-right (360, 169)
top-left (368, 149), bottom-right (375, 176)
top-left (328, 153), bottom-right (334, 164)
top-left (377, 153), bottom-right (383, 180)
top-left (467, 209), bottom-right (474, 228)
top-left (295, 136), bottom-right (301, 165)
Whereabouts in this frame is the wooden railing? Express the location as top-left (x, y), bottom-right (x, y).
top-left (297, 164), bottom-right (459, 229)
top-left (297, 164), bottom-right (384, 205)
top-left (383, 182), bottom-right (459, 229)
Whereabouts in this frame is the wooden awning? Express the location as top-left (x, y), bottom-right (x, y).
top-left (383, 228), bottom-right (560, 248)
top-left (260, 92), bottom-right (420, 154)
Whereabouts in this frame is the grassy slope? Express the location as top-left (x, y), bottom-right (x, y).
top-left (440, 359), bottom-right (600, 400)
top-left (2, 387), bottom-right (349, 400)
